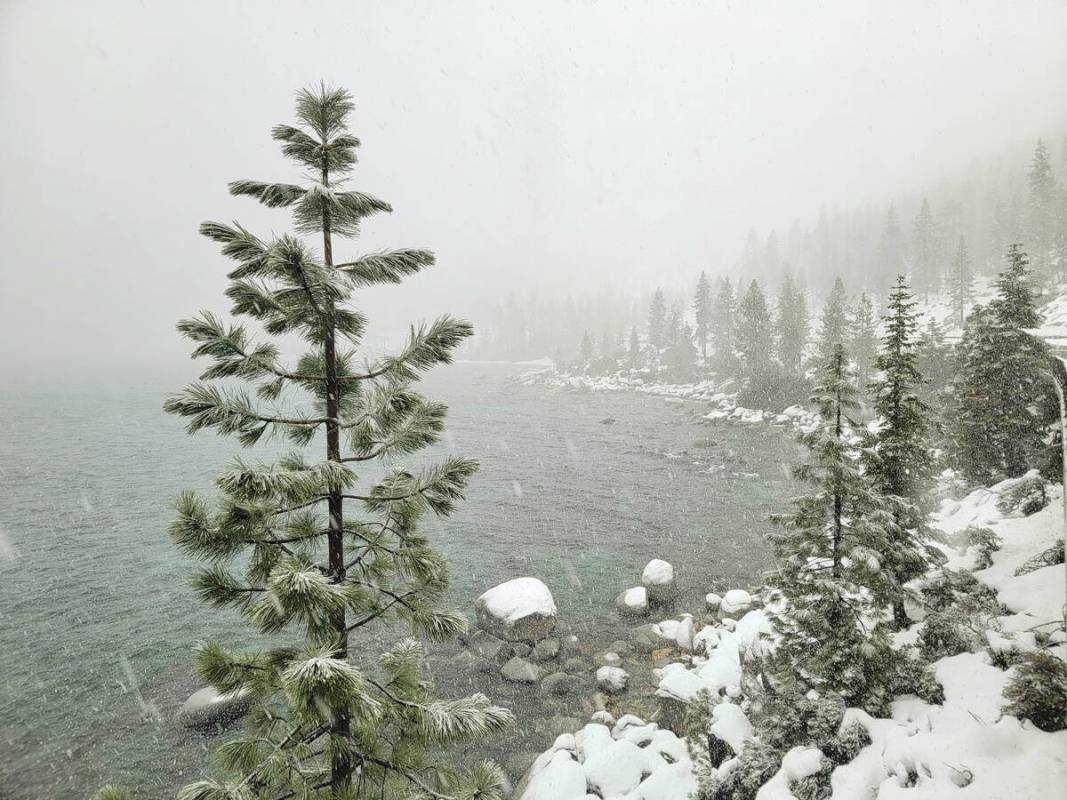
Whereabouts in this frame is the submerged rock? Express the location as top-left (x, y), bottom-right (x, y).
top-left (542, 672), bottom-right (583, 696)
top-left (530, 638), bottom-right (560, 662)
top-left (502, 656), bottom-right (544, 684)
top-left (178, 687), bottom-right (251, 729)
top-left (475, 577), bottom-right (558, 642)
top-left (468, 630), bottom-right (512, 665)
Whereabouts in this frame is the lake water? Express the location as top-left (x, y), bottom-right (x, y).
top-left (0, 363), bottom-right (802, 798)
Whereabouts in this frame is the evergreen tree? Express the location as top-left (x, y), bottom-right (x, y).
top-left (712, 277), bottom-right (736, 373)
top-left (768, 344), bottom-right (898, 711)
top-left (949, 236), bottom-right (972, 326)
top-left (915, 318), bottom-right (954, 407)
top-left (953, 245), bottom-right (1052, 483)
top-left (648, 288), bottom-right (667, 353)
top-left (667, 304), bottom-right (684, 349)
top-left (863, 277), bottom-right (937, 628)
top-left (816, 277), bottom-right (850, 367)
top-left (693, 271), bottom-right (713, 362)
top-left (163, 85), bottom-right (512, 799)
top-left (912, 198), bottom-right (940, 298)
top-left (736, 280), bottom-right (773, 378)
top-left (1027, 139), bottom-right (1057, 282)
top-left (628, 325), bottom-right (641, 369)
top-left (879, 204), bottom-right (904, 289)
top-left (665, 322), bottom-right (699, 383)
top-left (849, 292), bottom-right (878, 391)
top-left (578, 329), bottom-right (594, 367)
top-left (775, 274), bottom-right (808, 376)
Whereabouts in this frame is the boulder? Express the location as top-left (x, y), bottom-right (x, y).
top-left (705, 592), bottom-right (723, 611)
top-left (468, 630), bottom-right (512, 665)
top-left (590, 710), bottom-right (616, 726)
top-left (530, 638), bottom-right (560, 663)
top-left (475, 577), bottom-right (558, 642)
top-left (641, 559), bottom-right (678, 606)
top-left (502, 656), bottom-right (544, 684)
top-left (563, 656), bottom-right (587, 673)
top-left (608, 640), bottom-right (631, 657)
top-left (720, 589), bottom-right (752, 617)
top-left (596, 666), bottom-right (629, 694)
top-left (601, 652), bottom-right (622, 668)
top-left (560, 634), bottom-right (581, 656)
top-left (178, 687), bottom-right (251, 729)
top-left (512, 642), bottom-right (533, 658)
top-left (629, 623), bottom-right (661, 653)
top-left (614, 586), bottom-right (650, 617)
top-left (542, 672), bottom-right (583, 696)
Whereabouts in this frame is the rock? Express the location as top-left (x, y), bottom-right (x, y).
top-left (560, 634), bottom-right (581, 656)
top-left (614, 586), bottom-right (650, 617)
top-left (720, 589), bottom-right (752, 617)
top-left (475, 577), bottom-right (558, 642)
top-left (596, 666), bottom-right (629, 694)
top-left (705, 592), bottom-right (723, 610)
top-left (512, 642), bottom-right (532, 658)
top-left (582, 726), bottom-right (645, 798)
top-left (693, 625), bottom-right (721, 655)
top-left (542, 672), bottom-right (583, 696)
top-left (629, 623), bottom-right (661, 653)
top-left (641, 559), bottom-right (678, 606)
top-left (592, 691), bottom-right (610, 711)
top-left (468, 630), bottom-right (512, 665)
top-left (563, 656), bottom-right (587, 673)
top-left (502, 656), bottom-right (544, 684)
top-left (601, 652), bottom-right (622, 667)
top-left (721, 617), bottom-right (737, 631)
top-left (516, 749), bottom-right (585, 800)
top-left (608, 640), bottom-right (631, 656)
top-left (178, 687), bottom-right (251, 729)
top-left (530, 638), bottom-right (560, 662)
top-left (450, 649), bottom-right (482, 673)
top-left (590, 710), bottom-right (616, 726)
top-left (651, 648), bottom-right (675, 668)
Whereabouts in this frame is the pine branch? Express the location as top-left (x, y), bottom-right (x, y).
top-left (336, 249), bottom-right (435, 287)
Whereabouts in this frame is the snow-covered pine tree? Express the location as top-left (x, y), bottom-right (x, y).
top-left (815, 277), bottom-right (850, 367)
top-left (665, 322), bottom-right (699, 382)
top-left (628, 325), bottom-right (641, 369)
top-left (712, 277), bottom-right (736, 374)
top-left (953, 244), bottom-right (1053, 483)
top-left (849, 292), bottom-right (878, 392)
top-left (863, 276), bottom-right (938, 628)
top-left (648, 288), bottom-right (667, 354)
top-left (163, 85), bottom-right (512, 800)
top-left (579, 329), bottom-right (594, 368)
top-left (768, 344), bottom-right (898, 711)
top-left (912, 197), bottom-right (940, 299)
top-left (1027, 139), bottom-right (1057, 282)
top-left (736, 280), bottom-right (773, 379)
top-left (694, 271), bottom-right (713, 363)
top-left (775, 273), bottom-right (808, 376)
top-left (949, 236), bottom-right (972, 327)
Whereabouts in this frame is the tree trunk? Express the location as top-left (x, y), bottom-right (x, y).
top-left (321, 159), bottom-right (353, 789)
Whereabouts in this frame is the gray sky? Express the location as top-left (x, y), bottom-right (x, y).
top-left (2, 0), bottom-right (1066, 389)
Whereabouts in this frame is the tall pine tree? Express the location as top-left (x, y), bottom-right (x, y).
top-left (815, 277), bottom-right (850, 367)
top-left (849, 292), bottom-right (878, 392)
top-left (775, 274), bottom-right (808, 376)
top-left (648, 288), bottom-right (667, 354)
top-left (863, 276), bottom-right (938, 628)
top-left (693, 271), bottom-right (713, 363)
top-left (736, 280), bottom-right (773, 379)
top-left (1027, 139), bottom-right (1057, 282)
top-left (163, 85), bottom-right (512, 800)
top-left (768, 344), bottom-right (898, 711)
top-left (712, 277), bottom-right (736, 373)
top-left (949, 236), bottom-right (972, 327)
top-left (954, 245), bottom-right (1052, 483)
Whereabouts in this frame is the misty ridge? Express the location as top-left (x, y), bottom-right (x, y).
top-left (1, 3), bottom-right (1066, 800)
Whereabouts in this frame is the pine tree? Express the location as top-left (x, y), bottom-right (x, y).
top-left (816, 277), bottom-right (850, 367)
top-left (1027, 139), bottom-right (1057, 282)
top-left (768, 344), bottom-right (898, 711)
top-left (912, 198), bottom-right (940, 298)
top-left (863, 276), bottom-right (937, 628)
top-left (954, 245), bottom-right (1052, 483)
top-left (665, 322), bottom-right (699, 383)
top-left (712, 278), bottom-right (736, 373)
top-left (849, 293), bottom-right (878, 391)
top-left (693, 271), bottom-right (713, 363)
top-left (578, 329), bottom-right (594, 367)
top-left (163, 85), bottom-right (512, 800)
top-left (949, 236), bottom-right (972, 326)
top-left (879, 205), bottom-right (904, 290)
top-left (648, 288), bottom-right (667, 353)
top-left (628, 325), bottom-right (641, 369)
top-left (736, 280), bottom-right (773, 379)
top-left (775, 274), bottom-right (808, 376)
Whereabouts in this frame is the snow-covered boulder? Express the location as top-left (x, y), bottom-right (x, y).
top-left (615, 586), bottom-right (651, 617)
top-left (596, 666), bottom-right (629, 694)
top-left (178, 686), bottom-right (251, 729)
top-left (641, 559), bottom-right (678, 605)
top-left (693, 625), bottom-right (721, 654)
top-left (720, 589), bottom-right (752, 617)
top-left (653, 613), bottom-right (696, 651)
top-left (475, 577), bottom-right (558, 642)
top-left (709, 702), bottom-right (754, 756)
top-left (705, 592), bottom-right (723, 611)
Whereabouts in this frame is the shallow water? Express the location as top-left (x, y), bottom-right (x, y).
top-left (0, 363), bottom-right (802, 798)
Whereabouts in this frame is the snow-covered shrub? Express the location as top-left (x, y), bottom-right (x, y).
top-left (1002, 650), bottom-right (1067, 731)
top-left (790, 760), bottom-right (835, 800)
top-left (759, 691), bottom-right (850, 759)
top-left (705, 740), bottom-right (782, 800)
top-left (995, 471), bottom-right (1049, 517)
top-left (919, 610), bottom-right (984, 660)
top-left (964, 525), bottom-right (1002, 569)
top-left (890, 646), bottom-right (945, 704)
top-left (1013, 540), bottom-right (1065, 576)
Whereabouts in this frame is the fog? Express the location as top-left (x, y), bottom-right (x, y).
top-left (1, 0), bottom-right (1065, 389)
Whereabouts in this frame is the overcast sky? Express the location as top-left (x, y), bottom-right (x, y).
top-left (2, 0), bottom-right (1066, 389)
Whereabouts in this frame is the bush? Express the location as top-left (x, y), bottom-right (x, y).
top-left (891, 646), bottom-right (945, 704)
top-left (964, 526), bottom-right (1003, 569)
top-left (995, 471), bottom-right (1049, 517)
top-left (1002, 650), bottom-right (1067, 731)
top-left (918, 610), bottom-right (984, 660)
top-left (708, 740), bottom-right (782, 800)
